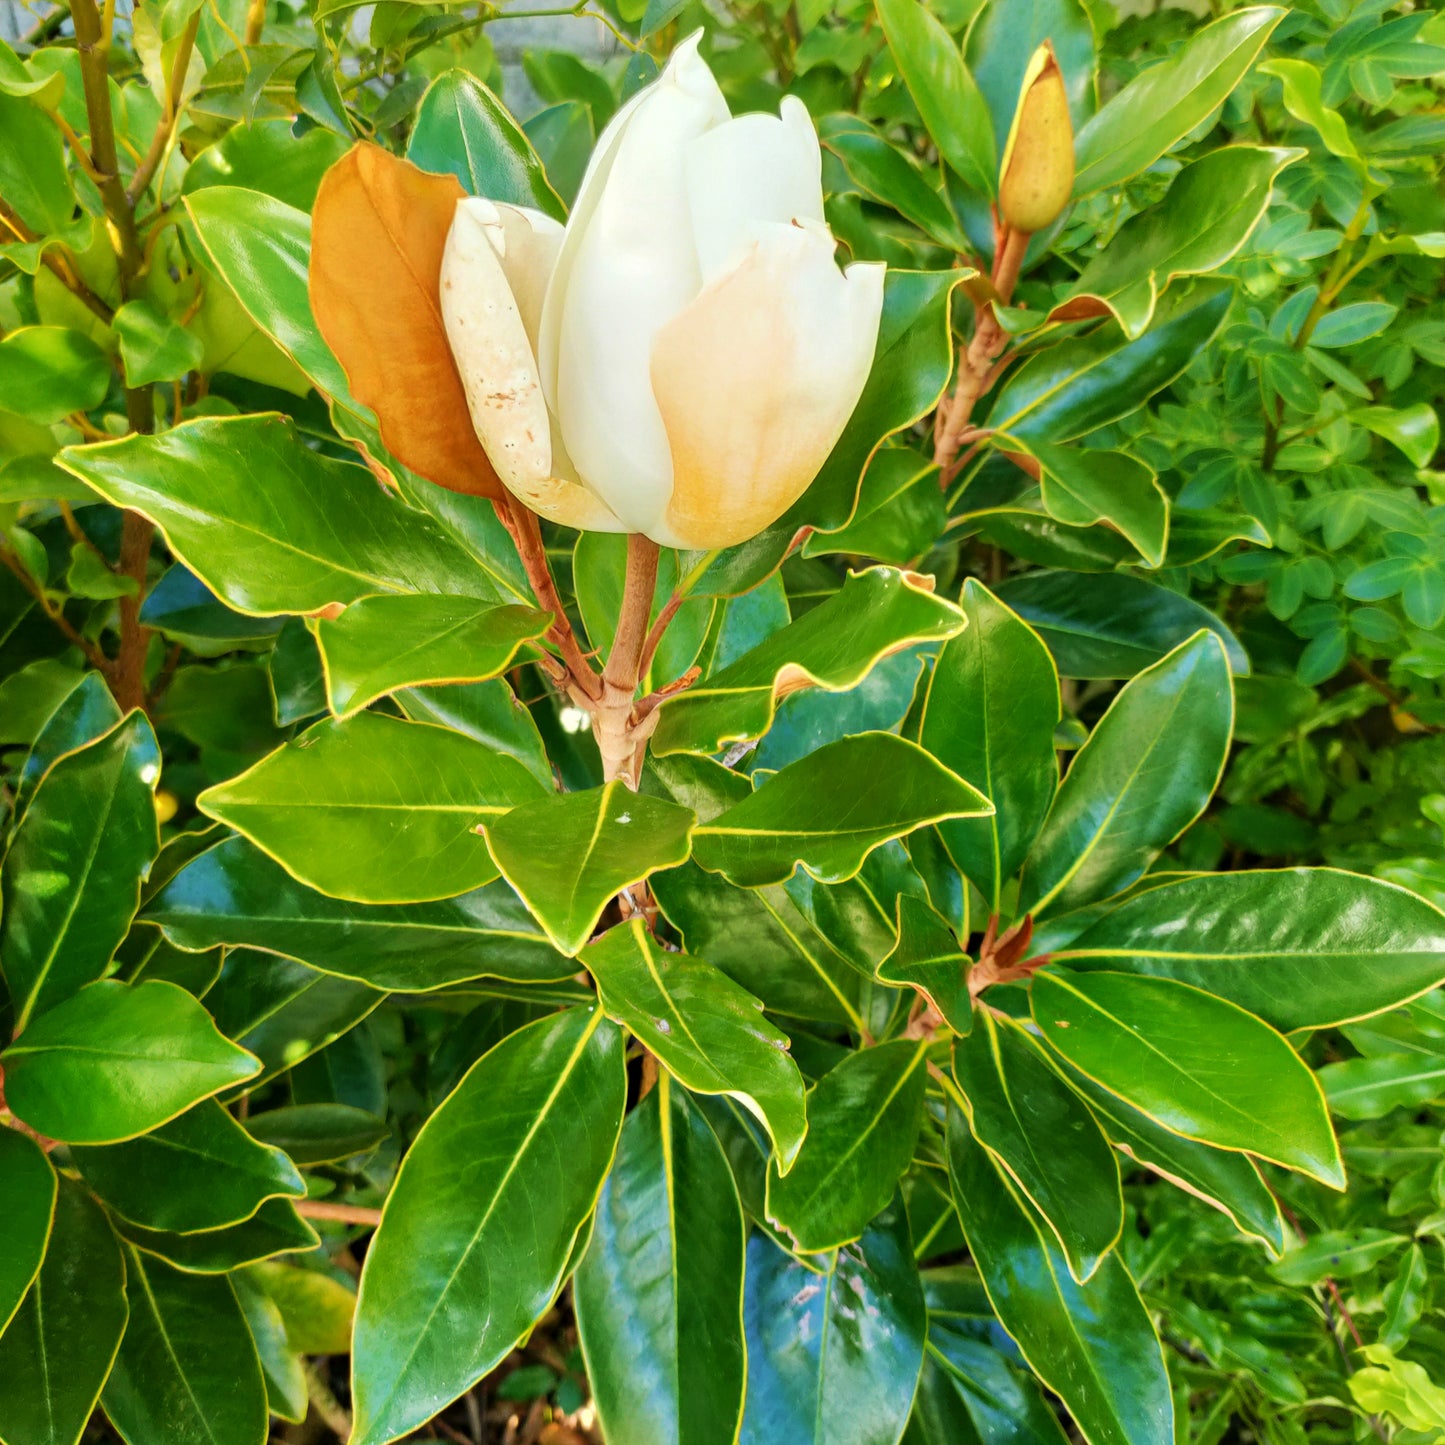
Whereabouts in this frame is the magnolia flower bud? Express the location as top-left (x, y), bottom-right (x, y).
top-left (438, 34), bottom-right (885, 549)
top-left (998, 42), bottom-right (1074, 235)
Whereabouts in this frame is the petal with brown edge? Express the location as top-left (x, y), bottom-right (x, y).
top-left (310, 143), bottom-right (501, 499)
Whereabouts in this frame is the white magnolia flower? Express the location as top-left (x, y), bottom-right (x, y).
top-left (439, 34), bottom-right (885, 549)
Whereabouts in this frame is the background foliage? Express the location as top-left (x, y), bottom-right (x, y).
top-left (1, 0), bottom-right (1444, 1441)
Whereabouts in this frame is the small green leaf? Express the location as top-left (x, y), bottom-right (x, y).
top-left (147, 835), bottom-right (574, 992)
top-left (0, 1180), bottom-right (128, 1445)
top-left (0, 327), bottom-right (110, 424)
top-left (586, 919), bottom-right (808, 1169)
top-left (243, 1103), bottom-right (389, 1165)
top-left (102, 1246), bottom-right (269, 1445)
top-left (920, 579), bottom-right (1060, 910)
top-left (0, 1129), bottom-right (55, 1335)
top-left (120, 1199), bottom-right (321, 1275)
top-left (59, 416), bottom-right (497, 617)
top-left (1, 980), bottom-right (261, 1145)
top-left (945, 1106), bottom-right (1174, 1445)
top-left (653, 568), bottom-right (965, 757)
top-left (1270, 1230), bottom-right (1406, 1288)
top-left (1031, 969), bottom-right (1344, 1187)
top-left (1053, 868), bottom-right (1445, 1031)
top-left (876, 894), bottom-right (972, 1034)
top-left (112, 299), bottom-right (205, 387)
top-left (351, 1007), bottom-right (625, 1445)
top-left (1018, 630), bottom-right (1233, 918)
top-left (234, 1274), bottom-right (308, 1423)
top-left (952, 1012), bottom-right (1122, 1282)
top-left (314, 595), bottom-right (550, 716)
top-left (1259, 56), bottom-right (1360, 162)
top-left (1351, 403), bottom-right (1440, 467)
top-left (693, 733), bottom-right (990, 889)
top-left (875, 0), bottom-right (995, 195)
top-left (575, 1079), bottom-right (747, 1445)
top-left (408, 69), bottom-right (566, 220)
top-left (741, 1201), bottom-right (925, 1445)
top-left (485, 783), bottom-right (696, 955)
top-left (1074, 8), bottom-right (1286, 193)
top-left (765, 1040), bottom-right (929, 1253)
top-left (1, 713), bottom-right (161, 1030)
top-left (71, 1098), bottom-right (305, 1234)
top-left (1318, 1053), bottom-right (1445, 1120)
top-left (198, 713), bottom-right (547, 905)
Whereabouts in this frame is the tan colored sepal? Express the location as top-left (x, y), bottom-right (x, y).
top-left (309, 144), bottom-right (502, 500)
top-left (998, 42), bottom-right (1075, 235)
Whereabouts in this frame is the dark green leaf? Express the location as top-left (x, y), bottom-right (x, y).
top-left (576, 1079), bottom-right (747, 1445)
top-left (876, 894), bottom-right (972, 1034)
top-left (0, 1129), bottom-right (55, 1334)
top-left (244, 1103), bottom-right (389, 1164)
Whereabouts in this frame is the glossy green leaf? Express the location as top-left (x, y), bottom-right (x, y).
top-left (966, 0), bottom-right (1096, 142)
top-left (1053, 869), bottom-right (1445, 1031)
top-left (1269, 1230), bottom-right (1406, 1288)
top-left (102, 1247), bottom-right (268, 1445)
top-left (653, 867), bottom-right (867, 1031)
top-left (58, 416), bottom-right (493, 616)
top-left (0, 1180), bottom-right (127, 1445)
top-left (576, 1078), bottom-right (747, 1445)
top-left (407, 69), bottom-right (566, 220)
top-left (12, 670), bottom-right (123, 818)
top-left (693, 733), bottom-right (989, 889)
top-left (120, 1198), bottom-right (320, 1275)
top-left (876, 894), bottom-right (972, 1034)
top-left (945, 1107), bottom-right (1173, 1445)
top-left (0, 980), bottom-right (261, 1145)
top-left (1021, 443), bottom-right (1169, 568)
top-left (907, 1329), bottom-right (1070, 1445)
top-left (1060, 1062), bottom-right (1286, 1254)
top-left (71, 1098), bottom-right (305, 1234)
top-left (397, 677), bottom-right (552, 784)
top-left (351, 1007), bottom-right (625, 1444)
top-left (997, 570), bottom-right (1248, 679)
top-left (1060, 147), bottom-right (1302, 339)
top-left (484, 783), bottom-right (696, 955)
top-left (792, 270), bottom-right (966, 533)
top-left (198, 712), bottom-right (547, 905)
top-left (1031, 969), bottom-right (1343, 1187)
top-left (876, 0), bottom-right (995, 195)
top-left (0, 91), bottom-right (74, 236)
top-left (1018, 631), bottom-right (1233, 919)
top-left (0, 1129), bottom-right (55, 1335)
top-left (1073, 8), bottom-right (1286, 194)
top-left (920, 579), bottom-right (1059, 910)
top-left (183, 119), bottom-right (348, 211)
top-left (147, 836), bottom-right (573, 991)
top-left (821, 116), bottom-right (971, 252)
top-left (0, 327), bottom-right (110, 425)
top-left (112, 299), bottom-right (205, 388)
top-left (985, 282), bottom-right (1233, 444)
top-left (1318, 1053), bottom-right (1445, 1121)
top-left (586, 919), bottom-right (808, 1169)
top-left (184, 187), bottom-right (351, 401)
top-left (952, 1012), bottom-right (1122, 1282)
top-left (653, 568), bottom-right (964, 757)
top-left (314, 595), bottom-right (549, 716)
top-left (244, 1103), bottom-right (389, 1164)
top-left (1381, 1243), bottom-right (1429, 1351)
top-left (801, 447), bottom-right (944, 568)
top-left (765, 1040), bottom-right (929, 1253)
top-left (233, 1273), bottom-right (308, 1424)
top-left (1, 713), bottom-right (161, 1030)
top-left (1351, 403), bottom-right (1441, 468)
top-left (251, 1259), bottom-right (357, 1355)
top-left (204, 949), bottom-right (382, 1088)
top-left (740, 1202), bottom-right (926, 1445)
top-left (1259, 56), bottom-right (1359, 162)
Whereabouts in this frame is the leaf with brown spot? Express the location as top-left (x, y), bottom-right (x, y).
top-left (310, 143), bottom-right (501, 499)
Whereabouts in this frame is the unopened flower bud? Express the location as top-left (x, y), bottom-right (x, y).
top-left (998, 42), bottom-right (1074, 234)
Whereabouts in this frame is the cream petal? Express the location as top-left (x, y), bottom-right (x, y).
top-left (441, 199), bottom-right (625, 534)
top-left (648, 222), bottom-right (885, 550)
top-left (540, 34), bottom-right (730, 536)
top-left (685, 96), bottom-right (825, 283)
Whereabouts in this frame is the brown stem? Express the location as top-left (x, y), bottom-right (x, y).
top-left (126, 10), bottom-right (201, 207)
top-left (595, 533), bottom-right (661, 790)
top-left (0, 201), bottom-right (114, 324)
top-left (113, 512), bottom-right (155, 711)
top-left (294, 1199), bottom-right (383, 1226)
top-left (0, 544), bottom-right (112, 674)
top-left (497, 496), bottom-right (601, 701)
top-left (935, 224), bottom-right (1032, 486)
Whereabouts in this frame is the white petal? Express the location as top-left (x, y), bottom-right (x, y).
top-left (648, 222), bottom-right (885, 550)
top-left (686, 96), bottom-right (825, 283)
top-left (537, 33), bottom-right (729, 536)
top-left (441, 199), bottom-right (624, 533)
